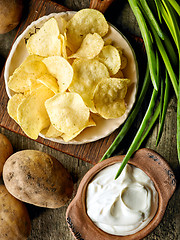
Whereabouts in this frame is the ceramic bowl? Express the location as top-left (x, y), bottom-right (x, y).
top-left (66, 148), bottom-right (176, 240)
top-left (4, 11), bottom-right (138, 144)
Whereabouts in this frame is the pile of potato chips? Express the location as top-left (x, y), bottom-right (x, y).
top-left (7, 9), bottom-right (130, 142)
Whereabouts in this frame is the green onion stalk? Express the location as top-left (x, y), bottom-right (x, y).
top-left (100, 0), bottom-right (180, 178)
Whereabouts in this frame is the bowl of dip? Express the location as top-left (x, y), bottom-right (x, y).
top-left (66, 148), bottom-right (176, 240)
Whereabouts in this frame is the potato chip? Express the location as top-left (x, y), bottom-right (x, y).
top-left (44, 124), bottom-right (63, 138)
top-left (56, 16), bottom-right (67, 34)
top-left (61, 115), bottom-right (96, 142)
top-left (112, 69), bottom-right (124, 78)
top-left (26, 18), bottom-right (61, 57)
top-left (120, 54), bottom-right (128, 70)
top-left (37, 73), bottom-right (59, 94)
top-left (96, 45), bottom-right (121, 75)
top-left (30, 81), bottom-right (43, 93)
top-left (59, 34), bottom-right (67, 59)
top-left (45, 92), bottom-right (90, 136)
top-left (8, 55), bottom-right (47, 93)
top-left (104, 38), bottom-right (112, 45)
top-left (43, 56), bottom-right (73, 93)
top-left (69, 59), bottom-right (109, 111)
top-left (66, 9), bottom-right (109, 51)
top-left (17, 85), bottom-right (54, 139)
top-left (93, 78), bottom-right (130, 119)
top-left (7, 94), bottom-right (26, 123)
top-left (69, 33), bottom-right (104, 59)
top-left (116, 47), bottom-right (128, 69)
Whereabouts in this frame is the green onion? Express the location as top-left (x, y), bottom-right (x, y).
top-left (128, 0), bottom-right (158, 90)
top-left (139, 0), bottom-right (178, 97)
top-left (167, 0), bottom-right (180, 16)
top-left (101, 0), bottom-right (180, 178)
top-left (136, 102), bottom-right (160, 150)
top-left (154, 0), bottom-right (162, 23)
top-left (156, 71), bottom-right (170, 145)
top-left (115, 87), bottom-right (158, 179)
top-left (141, 0), bottom-right (164, 40)
top-left (161, 0), bottom-right (180, 52)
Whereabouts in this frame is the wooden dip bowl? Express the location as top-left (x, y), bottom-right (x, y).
top-left (66, 148), bottom-right (176, 240)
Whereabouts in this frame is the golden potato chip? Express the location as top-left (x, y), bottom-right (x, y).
top-left (37, 73), bottom-right (59, 93)
top-left (69, 59), bottom-right (109, 111)
top-left (112, 69), bottom-right (124, 78)
top-left (56, 16), bottom-right (67, 34)
top-left (59, 34), bottom-right (67, 59)
top-left (116, 47), bottom-right (128, 69)
top-left (30, 81), bottom-right (43, 93)
top-left (120, 54), bottom-right (128, 70)
top-left (93, 78), bottom-right (130, 119)
top-left (104, 38), bottom-right (112, 45)
top-left (8, 55), bottom-right (47, 93)
top-left (45, 92), bottom-right (90, 136)
top-left (69, 33), bottom-right (104, 59)
top-left (17, 85), bottom-right (54, 139)
top-left (44, 124), bottom-right (63, 138)
top-left (26, 18), bottom-right (61, 57)
top-left (7, 94), bottom-right (26, 123)
top-left (96, 45), bottom-right (121, 75)
top-left (61, 115), bottom-right (96, 142)
top-left (66, 9), bottom-right (109, 51)
top-left (43, 56), bottom-right (73, 93)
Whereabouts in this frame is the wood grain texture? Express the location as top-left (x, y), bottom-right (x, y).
top-left (89, 0), bottom-right (115, 13)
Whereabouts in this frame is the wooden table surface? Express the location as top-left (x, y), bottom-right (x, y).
top-left (0, 0), bottom-right (179, 239)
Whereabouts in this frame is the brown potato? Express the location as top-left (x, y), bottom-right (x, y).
top-left (0, 184), bottom-right (31, 240)
top-left (0, 133), bottom-right (13, 176)
top-left (3, 150), bottom-right (74, 208)
top-left (0, 0), bottom-right (23, 34)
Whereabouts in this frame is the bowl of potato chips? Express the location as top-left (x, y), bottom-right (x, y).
top-left (4, 9), bottom-right (138, 144)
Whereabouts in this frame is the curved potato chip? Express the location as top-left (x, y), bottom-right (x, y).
top-left (17, 85), bottom-right (54, 139)
top-left (26, 18), bottom-right (61, 57)
top-left (7, 94), bottom-right (26, 123)
top-left (93, 78), bottom-right (130, 119)
top-left (56, 16), bottom-right (67, 34)
top-left (59, 34), bottom-right (67, 59)
top-left (66, 9), bottom-right (109, 51)
top-left (43, 56), bottom-right (73, 93)
top-left (69, 33), bottom-right (104, 59)
top-left (69, 59), bottom-right (109, 111)
top-left (44, 124), bottom-right (63, 138)
top-left (45, 92), bottom-right (90, 136)
top-left (96, 45), bottom-right (121, 75)
top-left (61, 115), bottom-right (96, 142)
top-left (37, 73), bottom-right (59, 93)
top-left (30, 81), bottom-right (43, 93)
top-left (120, 54), bottom-right (128, 70)
top-left (112, 69), bottom-right (124, 78)
top-left (8, 55), bottom-right (47, 93)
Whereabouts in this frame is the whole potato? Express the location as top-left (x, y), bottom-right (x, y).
top-left (0, 133), bottom-right (13, 176)
top-left (0, 185), bottom-right (31, 240)
top-left (0, 0), bottom-right (23, 34)
top-left (3, 150), bottom-right (74, 208)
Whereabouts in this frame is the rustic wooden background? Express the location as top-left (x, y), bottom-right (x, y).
top-left (0, 0), bottom-right (179, 239)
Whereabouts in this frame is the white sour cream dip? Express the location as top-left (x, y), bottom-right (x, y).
top-left (86, 163), bottom-right (158, 236)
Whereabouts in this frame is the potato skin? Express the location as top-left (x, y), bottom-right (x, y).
top-left (0, 185), bottom-right (31, 240)
top-left (0, 0), bottom-right (23, 34)
top-left (0, 133), bottom-right (13, 176)
top-left (3, 150), bottom-right (74, 208)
